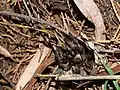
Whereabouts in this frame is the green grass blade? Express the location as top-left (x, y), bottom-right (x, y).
top-left (103, 61), bottom-right (120, 90)
top-left (104, 80), bottom-right (108, 90)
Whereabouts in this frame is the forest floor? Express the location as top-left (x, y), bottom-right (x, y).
top-left (0, 0), bottom-right (120, 90)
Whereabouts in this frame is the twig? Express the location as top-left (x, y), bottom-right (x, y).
top-left (97, 49), bottom-right (120, 54)
top-left (0, 72), bottom-right (15, 88)
top-left (65, 13), bottom-right (70, 25)
top-left (44, 66), bottom-right (58, 90)
top-left (61, 12), bottom-right (69, 33)
top-left (12, 53), bottom-right (29, 73)
top-left (36, 74), bottom-right (120, 81)
top-left (0, 11), bottom-right (68, 35)
top-left (0, 21), bottom-right (49, 33)
top-left (109, 0), bottom-right (120, 22)
top-left (0, 18), bottom-right (30, 38)
top-left (28, 0), bottom-right (38, 18)
top-left (23, 0), bottom-right (32, 16)
top-left (38, 0), bottom-right (49, 15)
top-left (11, 49), bottom-right (36, 53)
top-left (112, 25), bottom-right (120, 39)
top-left (96, 39), bottom-right (120, 44)
top-left (77, 81), bottom-right (91, 88)
top-left (66, 0), bottom-right (76, 21)
top-left (1, 34), bottom-right (16, 43)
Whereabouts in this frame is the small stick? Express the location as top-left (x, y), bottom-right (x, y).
top-left (23, 0), bottom-right (32, 16)
top-left (44, 66), bottom-right (58, 90)
top-left (1, 34), bottom-right (16, 43)
top-left (0, 72), bottom-right (15, 88)
top-left (112, 25), bottom-right (120, 39)
top-left (38, 0), bottom-right (49, 15)
top-left (28, 0), bottom-right (38, 17)
top-left (61, 12), bottom-right (69, 33)
top-left (36, 74), bottom-right (120, 81)
top-left (0, 11), bottom-right (68, 35)
top-left (109, 0), bottom-right (120, 22)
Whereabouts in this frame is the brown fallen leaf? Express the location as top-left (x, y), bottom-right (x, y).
top-left (16, 46), bottom-right (51, 90)
top-left (16, 49), bottom-right (41, 90)
top-left (73, 0), bottom-right (106, 41)
top-left (24, 51), bottom-right (54, 90)
top-left (99, 65), bottom-right (120, 76)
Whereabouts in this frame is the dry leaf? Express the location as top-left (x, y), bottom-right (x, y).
top-left (16, 47), bottom-right (51, 90)
top-left (73, 0), bottom-right (106, 41)
top-left (99, 65), bottom-right (120, 76)
top-left (39, 46), bottom-right (51, 64)
top-left (24, 52), bottom-right (54, 90)
top-left (0, 45), bottom-right (12, 58)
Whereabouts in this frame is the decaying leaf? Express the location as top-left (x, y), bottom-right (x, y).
top-left (24, 52), bottom-right (54, 90)
top-left (39, 45), bottom-right (51, 64)
top-left (73, 0), bottom-right (106, 41)
top-left (16, 46), bottom-right (51, 90)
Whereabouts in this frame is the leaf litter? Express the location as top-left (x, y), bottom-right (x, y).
top-left (0, 0), bottom-right (119, 90)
